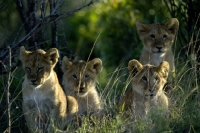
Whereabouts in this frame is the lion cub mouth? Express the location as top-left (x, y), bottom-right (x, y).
top-left (31, 84), bottom-right (42, 89)
top-left (75, 91), bottom-right (85, 94)
top-left (154, 51), bottom-right (163, 53)
top-left (153, 51), bottom-right (166, 57)
top-left (75, 90), bottom-right (89, 97)
top-left (145, 94), bottom-right (155, 99)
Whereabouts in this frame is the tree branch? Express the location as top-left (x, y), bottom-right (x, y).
top-left (0, 0), bottom-right (97, 75)
top-left (6, 46), bottom-right (12, 133)
top-left (15, 0), bottom-right (29, 33)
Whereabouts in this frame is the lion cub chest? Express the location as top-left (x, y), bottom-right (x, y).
top-left (131, 93), bottom-right (167, 116)
top-left (75, 89), bottom-right (101, 114)
top-left (22, 84), bottom-right (55, 115)
top-left (24, 88), bottom-right (50, 103)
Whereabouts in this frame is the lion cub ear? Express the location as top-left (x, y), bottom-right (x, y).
top-left (46, 48), bottom-right (59, 65)
top-left (135, 21), bottom-right (149, 37)
top-left (62, 56), bottom-right (72, 72)
top-left (128, 59), bottom-right (143, 76)
top-left (19, 46), bottom-right (31, 62)
top-left (88, 58), bottom-right (102, 74)
top-left (157, 61), bottom-right (170, 79)
top-left (165, 18), bottom-right (179, 35)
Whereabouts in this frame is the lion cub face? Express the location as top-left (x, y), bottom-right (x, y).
top-left (20, 46), bottom-right (59, 88)
top-left (136, 18), bottom-right (179, 56)
top-left (128, 59), bottom-right (169, 99)
top-left (62, 57), bottom-right (102, 97)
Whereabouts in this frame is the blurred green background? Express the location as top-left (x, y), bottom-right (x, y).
top-left (1, 0), bottom-right (199, 74)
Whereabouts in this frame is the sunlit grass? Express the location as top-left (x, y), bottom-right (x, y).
top-left (64, 56), bottom-right (199, 132)
top-left (0, 39), bottom-right (200, 133)
top-left (1, 55), bottom-right (200, 132)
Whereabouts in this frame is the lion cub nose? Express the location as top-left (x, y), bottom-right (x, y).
top-left (80, 87), bottom-right (84, 92)
top-left (156, 46), bottom-right (162, 51)
top-left (80, 82), bottom-right (85, 91)
top-left (31, 79), bottom-right (37, 83)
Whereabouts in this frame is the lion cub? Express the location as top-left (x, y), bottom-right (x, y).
top-left (136, 18), bottom-right (179, 90)
top-left (62, 56), bottom-right (102, 115)
top-left (119, 59), bottom-right (169, 118)
top-left (20, 46), bottom-right (78, 132)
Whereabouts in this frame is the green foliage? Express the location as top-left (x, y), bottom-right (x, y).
top-left (0, 1), bottom-right (23, 47)
top-left (0, 68), bottom-right (26, 132)
top-left (65, 0), bottom-right (171, 69)
top-left (164, 0), bottom-right (200, 68)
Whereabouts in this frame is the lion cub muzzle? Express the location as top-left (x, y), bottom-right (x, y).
top-left (76, 81), bottom-right (89, 97)
top-left (152, 42), bottom-right (167, 54)
top-left (145, 88), bottom-right (157, 99)
top-left (28, 74), bottom-right (39, 85)
top-left (75, 81), bottom-right (86, 93)
top-left (79, 82), bottom-right (86, 92)
top-left (144, 83), bottom-right (158, 99)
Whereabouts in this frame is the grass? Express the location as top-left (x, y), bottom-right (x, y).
top-left (0, 49), bottom-right (199, 133)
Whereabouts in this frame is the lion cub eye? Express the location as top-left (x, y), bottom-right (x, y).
top-left (163, 34), bottom-right (167, 39)
top-left (72, 74), bottom-right (77, 80)
top-left (85, 74), bottom-right (89, 79)
top-left (150, 34), bottom-right (155, 39)
top-left (26, 67), bottom-right (31, 73)
top-left (142, 76), bottom-right (147, 82)
top-left (37, 67), bottom-right (43, 73)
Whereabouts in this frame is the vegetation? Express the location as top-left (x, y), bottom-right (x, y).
top-left (0, 0), bottom-right (199, 132)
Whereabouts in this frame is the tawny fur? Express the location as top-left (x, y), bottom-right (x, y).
top-left (119, 59), bottom-right (169, 118)
top-left (62, 56), bottom-right (102, 115)
top-left (136, 18), bottom-right (179, 87)
top-left (20, 46), bottom-right (78, 132)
